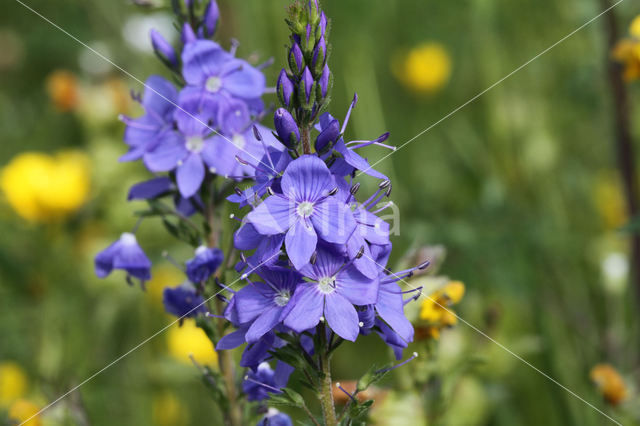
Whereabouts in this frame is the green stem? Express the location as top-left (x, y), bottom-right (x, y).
top-left (205, 181), bottom-right (242, 426)
top-left (215, 299), bottom-right (243, 426)
top-left (318, 324), bottom-right (338, 426)
top-left (301, 124), bottom-right (312, 155)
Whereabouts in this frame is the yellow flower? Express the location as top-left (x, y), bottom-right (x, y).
top-left (612, 16), bottom-right (640, 82)
top-left (46, 70), bottom-right (79, 112)
top-left (630, 15), bottom-right (640, 38)
top-left (393, 42), bottom-right (451, 93)
top-left (418, 281), bottom-right (465, 339)
top-left (146, 265), bottom-right (185, 309)
top-left (1, 151), bottom-right (90, 223)
top-left (590, 364), bottom-right (628, 406)
top-left (592, 173), bottom-right (627, 229)
top-left (167, 319), bottom-right (218, 365)
top-left (0, 362), bottom-right (28, 406)
top-left (8, 399), bottom-right (41, 426)
top-left (152, 391), bottom-right (188, 426)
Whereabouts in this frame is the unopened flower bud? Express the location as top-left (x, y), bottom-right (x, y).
top-left (319, 64), bottom-right (331, 98)
top-left (150, 29), bottom-right (177, 67)
top-left (312, 37), bottom-right (327, 71)
top-left (277, 69), bottom-right (295, 107)
top-left (274, 108), bottom-right (300, 148)
top-left (182, 23), bottom-right (197, 44)
top-left (314, 117), bottom-right (340, 152)
top-left (203, 1), bottom-right (220, 38)
top-left (288, 43), bottom-right (304, 75)
top-left (301, 67), bottom-right (314, 104)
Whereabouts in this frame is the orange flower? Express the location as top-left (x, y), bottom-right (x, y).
top-left (590, 364), bottom-right (628, 405)
top-left (46, 70), bottom-right (79, 111)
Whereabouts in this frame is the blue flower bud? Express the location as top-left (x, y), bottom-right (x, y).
top-left (288, 43), bottom-right (304, 75)
top-left (274, 108), bottom-right (300, 148)
top-left (314, 117), bottom-right (340, 152)
top-left (277, 69), bottom-right (295, 107)
top-left (181, 23), bottom-right (197, 44)
top-left (150, 29), bottom-right (177, 67)
top-left (319, 64), bottom-right (330, 98)
top-left (318, 12), bottom-right (328, 38)
top-left (203, 1), bottom-right (220, 38)
top-left (312, 37), bottom-right (326, 72)
top-left (301, 66), bottom-right (314, 103)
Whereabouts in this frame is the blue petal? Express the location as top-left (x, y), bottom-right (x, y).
top-left (247, 196), bottom-right (294, 235)
top-left (222, 59), bottom-right (266, 99)
top-left (176, 153), bottom-right (205, 197)
top-left (94, 241), bottom-right (119, 278)
top-left (283, 284), bottom-right (324, 333)
top-left (280, 155), bottom-right (334, 202)
top-left (234, 223), bottom-right (263, 251)
top-left (181, 40), bottom-right (229, 85)
top-left (310, 198), bottom-right (356, 245)
top-left (217, 327), bottom-right (248, 350)
top-left (245, 305), bottom-right (284, 343)
top-left (144, 132), bottom-right (188, 172)
top-left (285, 219), bottom-right (317, 270)
top-left (376, 282), bottom-right (414, 343)
top-left (337, 266), bottom-right (379, 305)
top-left (324, 293), bottom-right (359, 341)
top-left (234, 282), bottom-right (275, 324)
top-left (127, 177), bottom-right (173, 200)
top-left (113, 241), bottom-right (152, 281)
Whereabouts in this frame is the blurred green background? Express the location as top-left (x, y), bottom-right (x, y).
top-left (1, 0), bottom-right (640, 424)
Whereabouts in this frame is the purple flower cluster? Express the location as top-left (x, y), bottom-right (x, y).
top-left (212, 0), bottom-right (424, 380)
top-left (95, 0), bottom-right (282, 284)
top-left (94, 1), bottom-right (425, 423)
top-left (120, 7), bottom-right (283, 199)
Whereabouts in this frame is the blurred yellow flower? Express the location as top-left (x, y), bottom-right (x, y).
top-left (8, 399), bottom-right (41, 426)
top-left (0, 362), bottom-right (28, 406)
top-left (46, 70), bottom-right (79, 111)
top-left (592, 173), bottom-right (627, 229)
top-left (167, 319), bottom-right (218, 366)
top-left (152, 391), bottom-right (188, 426)
top-left (393, 42), bottom-right (451, 93)
top-left (613, 15), bottom-right (640, 82)
top-left (418, 281), bottom-right (465, 340)
top-left (590, 364), bottom-right (628, 406)
top-left (1, 151), bottom-right (91, 223)
top-left (147, 265), bottom-right (185, 309)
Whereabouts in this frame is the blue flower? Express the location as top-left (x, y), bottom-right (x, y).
top-left (282, 247), bottom-right (378, 341)
top-left (233, 267), bottom-right (302, 343)
top-left (242, 361), bottom-right (293, 402)
top-left (94, 233), bottom-right (152, 282)
top-left (127, 176), bottom-right (204, 217)
top-left (186, 246), bottom-right (224, 283)
top-left (181, 40), bottom-right (265, 119)
top-left (163, 284), bottom-right (207, 318)
top-left (246, 155), bottom-right (357, 269)
top-left (256, 409), bottom-right (293, 426)
top-left (120, 76), bottom-right (178, 162)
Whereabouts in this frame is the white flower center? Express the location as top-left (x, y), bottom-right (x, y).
top-left (186, 136), bottom-right (204, 153)
top-left (120, 232), bottom-right (137, 245)
top-left (195, 245), bottom-right (208, 256)
top-left (274, 290), bottom-right (291, 307)
top-left (232, 134), bottom-right (246, 149)
top-left (297, 201), bottom-right (314, 218)
top-left (318, 276), bottom-right (336, 294)
top-left (205, 76), bottom-right (222, 93)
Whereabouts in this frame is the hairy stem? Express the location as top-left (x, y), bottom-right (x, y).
top-left (318, 325), bottom-right (337, 426)
top-left (600, 0), bottom-right (640, 309)
top-left (215, 299), bottom-right (243, 426)
top-left (302, 124), bottom-right (312, 155)
top-left (205, 181), bottom-right (242, 426)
